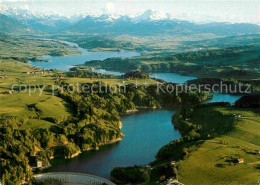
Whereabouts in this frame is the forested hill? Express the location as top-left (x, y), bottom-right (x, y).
top-left (84, 45), bottom-right (260, 79)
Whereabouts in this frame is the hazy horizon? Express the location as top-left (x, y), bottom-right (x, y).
top-left (1, 0), bottom-right (260, 25)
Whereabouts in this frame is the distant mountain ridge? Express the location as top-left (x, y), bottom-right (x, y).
top-left (0, 7), bottom-right (260, 36)
top-left (0, 13), bottom-right (34, 34)
top-left (0, 6), bottom-right (82, 33)
top-left (66, 12), bottom-right (260, 36)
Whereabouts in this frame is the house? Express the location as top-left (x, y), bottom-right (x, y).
top-left (235, 114), bottom-right (241, 118)
top-left (37, 161), bottom-right (42, 168)
top-left (233, 114), bottom-right (242, 118)
top-left (236, 158), bottom-right (244, 163)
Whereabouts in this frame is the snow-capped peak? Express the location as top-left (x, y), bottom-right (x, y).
top-left (0, 4), bottom-right (8, 13)
top-left (133, 9), bottom-right (171, 22)
top-left (0, 5), bottom-right (173, 24)
top-left (0, 5), bottom-right (46, 20)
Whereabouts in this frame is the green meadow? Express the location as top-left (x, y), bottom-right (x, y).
top-left (21, 119), bottom-right (55, 130)
top-left (178, 106), bottom-right (260, 185)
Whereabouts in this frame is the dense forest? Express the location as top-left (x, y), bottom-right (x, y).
top-left (235, 93), bottom-right (260, 108)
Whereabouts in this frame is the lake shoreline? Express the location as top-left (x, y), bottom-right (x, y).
top-left (44, 110), bottom-right (181, 179)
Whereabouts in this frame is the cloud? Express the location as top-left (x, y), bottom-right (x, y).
top-left (20, 4), bottom-right (30, 9)
top-left (106, 2), bottom-right (115, 13)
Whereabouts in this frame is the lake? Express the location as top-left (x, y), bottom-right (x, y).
top-left (150, 73), bottom-right (197, 84)
top-left (44, 110), bottom-right (180, 178)
top-left (31, 39), bottom-right (241, 179)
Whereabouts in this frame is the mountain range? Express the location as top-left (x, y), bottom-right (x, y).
top-left (0, 7), bottom-right (259, 36)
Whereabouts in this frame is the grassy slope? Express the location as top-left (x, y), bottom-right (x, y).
top-left (0, 60), bottom-right (67, 119)
top-left (178, 107), bottom-right (260, 185)
top-left (21, 119), bottom-right (55, 130)
top-left (0, 59), bottom-right (73, 134)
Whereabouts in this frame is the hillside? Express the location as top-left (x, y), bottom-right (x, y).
top-left (177, 106), bottom-right (260, 185)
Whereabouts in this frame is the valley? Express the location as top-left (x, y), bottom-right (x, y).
top-left (0, 4), bottom-right (260, 185)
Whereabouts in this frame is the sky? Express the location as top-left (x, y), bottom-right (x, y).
top-left (1, 0), bottom-right (260, 24)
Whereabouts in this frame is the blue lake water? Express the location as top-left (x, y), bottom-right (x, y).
top-left (29, 44), bottom-right (140, 71)
top-left (150, 73), bottom-right (197, 84)
top-left (206, 93), bottom-right (241, 105)
top-left (45, 110), bottom-right (180, 178)
top-left (28, 50), bottom-right (140, 71)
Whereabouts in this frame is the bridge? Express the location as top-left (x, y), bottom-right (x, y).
top-left (34, 172), bottom-right (116, 185)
